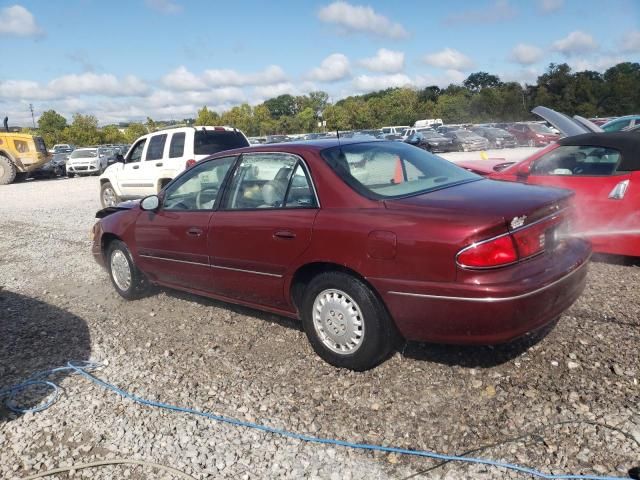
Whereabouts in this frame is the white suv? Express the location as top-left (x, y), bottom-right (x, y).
top-left (99, 126), bottom-right (249, 207)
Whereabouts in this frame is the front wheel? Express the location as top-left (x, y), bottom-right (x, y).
top-left (0, 155), bottom-right (16, 185)
top-left (300, 271), bottom-right (397, 371)
top-left (107, 240), bottom-right (150, 300)
top-left (101, 181), bottom-right (120, 208)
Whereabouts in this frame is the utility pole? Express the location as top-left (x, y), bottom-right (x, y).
top-left (29, 104), bottom-right (36, 128)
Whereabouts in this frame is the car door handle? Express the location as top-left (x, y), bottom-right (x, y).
top-left (155, 162), bottom-right (163, 167)
top-left (273, 230), bottom-right (296, 239)
top-left (186, 227), bottom-right (203, 237)
top-left (132, 165), bottom-right (139, 169)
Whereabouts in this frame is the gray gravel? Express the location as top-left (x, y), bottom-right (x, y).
top-left (1, 175), bottom-right (639, 480)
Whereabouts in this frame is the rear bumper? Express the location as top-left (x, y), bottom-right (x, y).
top-left (371, 239), bottom-right (591, 344)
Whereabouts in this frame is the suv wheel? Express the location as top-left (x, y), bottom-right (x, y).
top-left (107, 240), bottom-right (150, 300)
top-left (0, 155), bottom-right (16, 185)
top-left (101, 181), bottom-right (120, 208)
top-left (300, 271), bottom-right (397, 371)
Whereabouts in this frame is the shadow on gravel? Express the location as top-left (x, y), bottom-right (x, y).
top-left (591, 253), bottom-right (640, 267)
top-left (0, 289), bottom-right (91, 421)
top-left (402, 320), bottom-right (555, 368)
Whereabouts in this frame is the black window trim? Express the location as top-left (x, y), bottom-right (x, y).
top-left (218, 151), bottom-right (321, 211)
top-left (168, 131), bottom-right (186, 159)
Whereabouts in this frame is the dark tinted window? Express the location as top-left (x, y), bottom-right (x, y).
top-left (169, 132), bottom-right (185, 158)
top-left (128, 139), bottom-right (146, 163)
top-left (532, 145), bottom-right (622, 176)
top-left (194, 130), bottom-right (249, 155)
top-left (146, 134), bottom-right (167, 161)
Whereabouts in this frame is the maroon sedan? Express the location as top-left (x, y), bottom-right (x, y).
top-left (507, 122), bottom-right (560, 147)
top-left (92, 140), bottom-right (590, 370)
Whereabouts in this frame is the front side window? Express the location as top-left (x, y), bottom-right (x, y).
top-left (224, 153), bottom-right (302, 209)
top-left (531, 145), bottom-right (622, 176)
top-left (321, 142), bottom-right (479, 199)
top-left (146, 134), bottom-right (167, 161)
top-left (13, 140), bottom-right (30, 153)
top-left (169, 132), bottom-right (185, 158)
top-left (127, 139), bottom-right (146, 163)
top-left (163, 156), bottom-right (236, 211)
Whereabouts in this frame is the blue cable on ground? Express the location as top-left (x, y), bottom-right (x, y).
top-left (1, 361), bottom-right (634, 480)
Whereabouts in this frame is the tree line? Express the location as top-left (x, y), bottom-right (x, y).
top-left (33, 62), bottom-right (640, 147)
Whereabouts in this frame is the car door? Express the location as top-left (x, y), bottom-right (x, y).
top-left (209, 152), bottom-right (319, 308)
top-left (134, 156), bottom-right (236, 292)
top-left (139, 133), bottom-right (168, 195)
top-left (524, 144), bottom-right (635, 248)
top-left (118, 138), bottom-right (149, 197)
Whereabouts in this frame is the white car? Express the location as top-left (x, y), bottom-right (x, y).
top-left (67, 148), bottom-right (106, 177)
top-left (99, 126), bottom-right (249, 207)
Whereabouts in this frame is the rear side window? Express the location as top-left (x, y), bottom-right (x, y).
top-left (169, 132), bottom-right (185, 158)
top-left (532, 145), bottom-right (622, 176)
top-left (146, 134), bottom-right (167, 161)
top-left (194, 130), bottom-right (249, 155)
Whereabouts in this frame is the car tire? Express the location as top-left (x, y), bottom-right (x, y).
top-left (101, 181), bottom-right (120, 208)
top-left (106, 240), bottom-right (150, 300)
top-left (300, 271), bottom-right (398, 371)
top-left (67, 172), bottom-right (75, 178)
top-left (0, 155), bottom-right (17, 185)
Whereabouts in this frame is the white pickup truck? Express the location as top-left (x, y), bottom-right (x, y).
top-left (99, 126), bottom-right (249, 207)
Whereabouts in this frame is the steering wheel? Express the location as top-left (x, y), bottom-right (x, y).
top-left (195, 188), bottom-right (218, 209)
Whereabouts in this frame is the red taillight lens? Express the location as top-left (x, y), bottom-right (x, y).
top-left (185, 159), bottom-right (196, 169)
top-left (512, 222), bottom-right (547, 258)
top-left (457, 235), bottom-right (518, 268)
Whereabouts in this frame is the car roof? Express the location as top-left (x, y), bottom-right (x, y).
top-left (558, 132), bottom-right (640, 171)
top-left (208, 137), bottom-right (386, 158)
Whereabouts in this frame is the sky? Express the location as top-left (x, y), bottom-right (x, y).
top-left (1, 0), bottom-right (639, 125)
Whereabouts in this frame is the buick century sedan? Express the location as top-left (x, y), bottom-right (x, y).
top-left (92, 139), bottom-right (590, 370)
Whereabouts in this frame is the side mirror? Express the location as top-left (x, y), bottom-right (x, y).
top-left (140, 195), bottom-right (160, 211)
top-left (516, 161), bottom-right (531, 178)
top-left (115, 154), bottom-right (125, 163)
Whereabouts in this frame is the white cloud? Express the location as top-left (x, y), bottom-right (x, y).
top-left (444, 0), bottom-right (516, 24)
top-left (538, 0), bottom-right (564, 13)
top-left (145, 0), bottom-right (182, 14)
top-left (414, 70), bottom-right (467, 87)
top-left (203, 65), bottom-right (287, 87)
top-left (509, 43), bottom-right (544, 65)
top-left (0, 80), bottom-right (51, 100)
top-left (552, 31), bottom-right (598, 56)
top-left (359, 48), bottom-right (404, 73)
top-left (620, 30), bottom-right (640, 53)
top-left (501, 67), bottom-right (540, 85)
top-left (317, 1), bottom-right (408, 39)
top-left (352, 74), bottom-right (412, 92)
top-left (0, 5), bottom-right (44, 37)
top-left (306, 53), bottom-right (351, 82)
top-left (47, 73), bottom-right (149, 97)
top-left (162, 66), bottom-right (208, 91)
top-left (253, 83), bottom-right (299, 100)
top-left (570, 55), bottom-right (625, 72)
top-left (422, 48), bottom-right (474, 70)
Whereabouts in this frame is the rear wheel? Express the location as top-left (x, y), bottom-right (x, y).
top-left (107, 240), bottom-right (150, 300)
top-left (101, 181), bottom-right (120, 208)
top-left (300, 271), bottom-right (397, 371)
top-left (0, 155), bottom-right (16, 185)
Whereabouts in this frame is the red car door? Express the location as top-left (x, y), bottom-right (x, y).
top-left (135, 156), bottom-right (237, 291)
top-left (209, 152), bottom-right (319, 308)
top-left (523, 144), bottom-right (637, 256)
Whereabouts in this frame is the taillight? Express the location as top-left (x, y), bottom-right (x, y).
top-left (185, 159), bottom-right (196, 169)
top-left (512, 222), bottom-right (547, 258)
top-left (457, 235), bottom-right (518, 268)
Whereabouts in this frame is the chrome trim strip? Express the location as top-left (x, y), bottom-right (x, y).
top-left (210, 264), bottom-right (282, 278)
top-left (139, 254), bottom-right (209, 267)
top-left (388, 259), bottom-right (588, 303)
top-left (122, 183), bottom-right (155, 188)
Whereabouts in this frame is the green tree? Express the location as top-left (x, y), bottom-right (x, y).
top-left (264, 94), bottom-right (296, 118)
top-left (37, 110), bottom-right (68, 146)
top-left (67, 113), bottom-right (101, 146)
top-left (463, 72), bottom-right (502, 93)
top-left (101, 125), bottom-right (126, 144)
top-left (146, 116), bottom-right (157, 132)
top-left (195, 106), bottom-right (220, 126)
top-left (124, 123), bottom-right (147, 143)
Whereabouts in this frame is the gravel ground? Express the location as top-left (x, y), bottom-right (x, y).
top-left (0, 174), bottom-right (639, 480)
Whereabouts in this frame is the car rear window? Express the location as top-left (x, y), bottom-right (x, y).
top-left (194, 130), bottom-right (249, 155)
top-left (321, 141), bottom-right (480, 199)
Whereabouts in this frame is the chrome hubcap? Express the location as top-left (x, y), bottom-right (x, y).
top-left (312, 289), bottom-right (364, 354)
top-left (110, 250), bottom-right (131, 291)
top-left (103, 187), bottom-right (116, 207)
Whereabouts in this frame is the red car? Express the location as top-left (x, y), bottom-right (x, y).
top-left (92, 140), bottom-right (590, 370)
top-left (456, 132), bottom-right (640, 257)
top-left (506, 122), bottom-right (560, 147)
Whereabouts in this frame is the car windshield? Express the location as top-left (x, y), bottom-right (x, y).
top-left (456, 131), bottom-right (475, 138)
top-left (70, 149), bottom-right (97, 158)
top-left (530, 123), bottom-right (554, 134)
top-left (194, 130), bottom-right (249, 155)
top-left (321, 141), bottom-right (480, 199)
